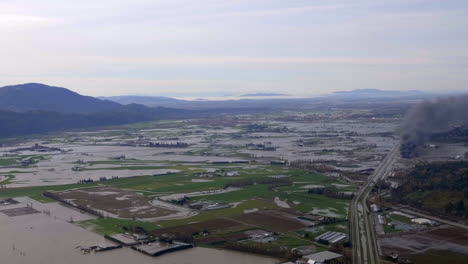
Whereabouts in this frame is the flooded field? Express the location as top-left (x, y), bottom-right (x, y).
top-left (0, 110), bottom-right (402, 263)
top-left (0, 198), bottom-right (278, 264)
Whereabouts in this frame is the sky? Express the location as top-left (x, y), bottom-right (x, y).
top-left (0, 0), bottom-right (467, 97)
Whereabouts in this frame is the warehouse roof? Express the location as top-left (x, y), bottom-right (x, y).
top-left (303, 251), bottom-right (343, 262)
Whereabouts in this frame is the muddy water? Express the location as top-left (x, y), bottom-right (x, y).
top-left (0, 212), bottom-right (278, 264)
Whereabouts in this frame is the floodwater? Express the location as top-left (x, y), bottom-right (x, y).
top-left (0, 117), bottom-right (399, 187)
top-left (0, 209), bottom-right (278, 264)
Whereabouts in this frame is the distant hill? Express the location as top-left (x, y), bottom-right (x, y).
top-left (240, 93), bottom-right (290, 97)
top-left (332, 89), bottom-right (426, 97)
top-left (100, 95), bottom-right (180, 106)
top-left (0, 83), bottom-right (122, 113)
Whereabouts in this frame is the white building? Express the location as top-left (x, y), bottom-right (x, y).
top-left (411, 218), bottom-right (436, 225)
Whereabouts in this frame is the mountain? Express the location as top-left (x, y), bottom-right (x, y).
top-left (100, 95), bottom-right (180, 106)
top-left (0, 83), bottom-right (122, 113)
top-left (240, 93), bottom-right (290, 97)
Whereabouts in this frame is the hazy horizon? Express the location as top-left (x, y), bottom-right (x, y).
top-left (1, 0), bottom-right (467, 97)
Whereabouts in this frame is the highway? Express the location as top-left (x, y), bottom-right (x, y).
top-left (351, 144), bottom-right (400, 264)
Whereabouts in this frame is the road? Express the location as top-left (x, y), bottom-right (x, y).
top-left (351, 144), bottom-right (400, 264)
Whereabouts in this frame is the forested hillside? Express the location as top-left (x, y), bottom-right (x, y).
top-left (0, 106), bottom-right (188, 138)
top-left (392, 161), bottom-right (468, 218)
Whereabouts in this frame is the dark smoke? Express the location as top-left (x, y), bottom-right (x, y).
top-left (399, 94), bottom-right (468, 158)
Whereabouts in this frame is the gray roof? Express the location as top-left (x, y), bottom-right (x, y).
top-left (303, 251), bottom-right (343, 262)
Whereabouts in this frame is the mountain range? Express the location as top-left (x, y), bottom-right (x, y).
top-left (0, 83), bottom-right (439, 138)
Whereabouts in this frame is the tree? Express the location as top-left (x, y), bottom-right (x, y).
top-left (444, 202), bottom-right (454, 214)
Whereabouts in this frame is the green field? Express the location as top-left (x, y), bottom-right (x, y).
top-left (80, 218), bottom-right (160, 235)
top-left (0, 175), bottom-right (15, 185)
top-left (0, 155), bottom-right (48, 167)
top-left (1, 160), bottom-right (355, 245)
top-left (0, 157), bottom-right (19, 166)
top-left (386, 213), bottom-right (413, 224)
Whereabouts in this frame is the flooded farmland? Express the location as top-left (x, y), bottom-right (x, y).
top-left (0, 112), bottom-right (399, 187)
top-left (0, 199), bottom-right (278, 264)
top-left (0, 111), bottom-right (403, 263)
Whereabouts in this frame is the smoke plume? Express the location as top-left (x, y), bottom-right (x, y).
top-left (399, 94), bottom-right (468, 158)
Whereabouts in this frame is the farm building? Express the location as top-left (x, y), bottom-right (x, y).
top-left (315, 231), bottom-right (347, 244)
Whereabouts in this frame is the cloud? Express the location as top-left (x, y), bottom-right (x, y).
top-left (0, 0), bottom-right (467, 96)
top-left (0, 14), bottom-right (55, 30)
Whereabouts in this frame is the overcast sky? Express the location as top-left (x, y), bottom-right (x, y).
top-left (1, 0), bottom-right (467, 97)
